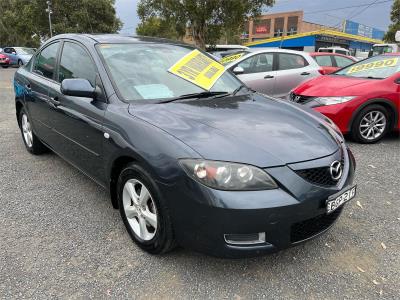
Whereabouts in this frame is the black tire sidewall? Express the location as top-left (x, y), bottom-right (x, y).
top-left (117, 163), bottom-right (174, 254)
top-left (352, 105), bottom-right (389, 143)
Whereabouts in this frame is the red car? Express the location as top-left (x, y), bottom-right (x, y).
top-left (0, 53), bottom-right (11, 68)
top-left (290, 53), bottom-right (400, 143)
top-left (310, 52), bottom-right (357, 75)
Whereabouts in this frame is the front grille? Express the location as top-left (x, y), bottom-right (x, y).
top-left (289, 92), bottom-right (313, 104)
top-left (290, 207), bottom-right (343, 243)
top-left (295, 167), bottom-right (338, 186)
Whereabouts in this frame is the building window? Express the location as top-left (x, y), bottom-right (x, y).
top-left (274, 17), bottom-right (284, 37)
top-left (287, 16), bottom-right (298, 35)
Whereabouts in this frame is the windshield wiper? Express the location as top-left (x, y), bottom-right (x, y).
top-left (364, 76), bottom-right (383, 79)
top-left (159, 91), bottom-right (229, 103)
top-left (232, 84), bottom-right (247, 95)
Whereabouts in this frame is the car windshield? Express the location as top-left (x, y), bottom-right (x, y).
top-left (97, 43), bottom-right (242, 101)
top-left (15, 47), bottom-right (35, 55)
top-left (334, 55), bottom-right (400, 79)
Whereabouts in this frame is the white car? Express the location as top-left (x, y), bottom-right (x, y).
top-left (224, 49), bottom-right (322, 98)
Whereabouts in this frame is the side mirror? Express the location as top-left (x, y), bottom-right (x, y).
top-left (394, 77), bottom-right (400, 84)
top-left (232, 66), bottom-right (244, 75)
top-left (61, 78), bottom-right (95, 98)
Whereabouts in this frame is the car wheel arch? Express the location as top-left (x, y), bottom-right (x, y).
top-left (349, 98), bottom-right (398, 132)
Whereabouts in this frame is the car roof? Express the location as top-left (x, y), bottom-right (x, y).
top-left (45, 33), bottom-right (189, 46)
top-left (309, 52), bottom-right (354, 59)
top-left (248, 48), bottom-right (308, 55)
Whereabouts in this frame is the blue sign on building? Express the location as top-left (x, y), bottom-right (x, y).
top-left (344, 20), bottom-right (384, 40)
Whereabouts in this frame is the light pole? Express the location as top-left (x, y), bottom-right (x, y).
top-left (46, 1), bottom-right (53, 38)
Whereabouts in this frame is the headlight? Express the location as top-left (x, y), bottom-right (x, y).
top-left (315, 96), bottom-right (355, 106)
top-left (179, 159), bottom-right (278, 191)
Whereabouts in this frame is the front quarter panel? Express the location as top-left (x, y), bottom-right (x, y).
top-left (103, 95), bottom-right (201, 186)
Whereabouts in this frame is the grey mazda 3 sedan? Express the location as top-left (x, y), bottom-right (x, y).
top-left (14, 34), bottom-right (356, 258)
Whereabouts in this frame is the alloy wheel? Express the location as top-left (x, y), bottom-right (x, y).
top-left (359, 110), bottom-right (386, 141)
top-left (122, 179), bottom-right (158, 241)
top-left (21, 113), bottom-right (33, 147)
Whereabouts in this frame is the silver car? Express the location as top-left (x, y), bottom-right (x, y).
top-left (224, 49), bottom-right (321, 98)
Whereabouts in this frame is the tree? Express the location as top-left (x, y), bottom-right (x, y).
top-left (0, 0), bottom-right (122, 48)
top-left (136, 17), bottom-right (182, 40)
top-left (136, 0), bottom-right (275, 49)
top-left (384, 0), bottom-right (400, 42)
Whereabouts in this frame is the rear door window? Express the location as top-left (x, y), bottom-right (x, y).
top-left (314, 55), bottom-right (333, 67)
top-left (334, 55), bottom-right (354, 68)
top-left (33, 42), bottom-right (60, 80)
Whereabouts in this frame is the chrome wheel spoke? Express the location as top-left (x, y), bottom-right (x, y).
top-left (359, 111), bottom-right (386, 140)
top-left (142, 209), bottom-right (157, 228)
top-left (138, 215), bottom-right (149, 240)
top-left (138, 185), bottom-right (150, 205)
top-left (125, 205), bottom-right (138, 219)
top-left (126, 182), bottom-right (139, 204)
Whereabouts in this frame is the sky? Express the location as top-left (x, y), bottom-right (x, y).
top-left (115, 0), bottom-right (393, 34)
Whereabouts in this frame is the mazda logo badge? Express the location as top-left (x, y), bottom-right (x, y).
top-left (330, 161), bottom-right (342, 181)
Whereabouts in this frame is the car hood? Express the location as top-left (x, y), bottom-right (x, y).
top-left (128, 93), bottom-right (340, 167)
top-left (293, 75), bottom-right (379, 96)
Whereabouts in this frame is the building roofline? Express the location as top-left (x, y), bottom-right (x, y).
top-left (243, 29), bottom-right (383, 47)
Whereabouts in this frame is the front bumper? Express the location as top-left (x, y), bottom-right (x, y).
top-left (162, 148), bottom-right (356, 258)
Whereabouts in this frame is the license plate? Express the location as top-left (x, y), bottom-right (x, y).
top-left (326, 185), bottom-right (357, 214)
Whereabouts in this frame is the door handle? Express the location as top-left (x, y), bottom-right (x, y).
top-left (264, 75), bottom-right (274, 79)
top-left (25, 84), bottom-right (31, 92)
top-left (300, 72), bottom-right (310, 76)
top-left (49, 97), bottom-right (61, 107)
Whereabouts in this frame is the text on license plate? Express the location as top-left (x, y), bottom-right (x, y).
top-left (326, 186), bottom-right (356, 214)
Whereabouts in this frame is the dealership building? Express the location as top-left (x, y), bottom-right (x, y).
top-left (242, 10), bottom-right (384, 56)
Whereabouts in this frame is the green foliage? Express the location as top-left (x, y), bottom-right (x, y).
top-left (384, 0), bottom-right (400, 42)
top-left (136, 17), bottom-right (181, 40)
top-left (136, 0), bottom-right (275, 49)
top-left (0, 0), bottom-right (122, 48)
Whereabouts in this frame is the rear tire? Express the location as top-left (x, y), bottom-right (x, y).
top-left (1, 65), bottom-right (9, 68)
top-left (351, 104), bottom-right (389, 143)
top-left (117, 163), bottom-right (176, 254)
top-left (18, 107), bottom-right (48, 154)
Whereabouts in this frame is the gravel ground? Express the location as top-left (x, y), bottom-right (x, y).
top-left (0, 68), bottom-right (399, 299)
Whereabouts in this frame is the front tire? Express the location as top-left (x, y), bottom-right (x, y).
top-left (117, 163), bottom-right (176, 254)
top-left (351, 104), bottom-right (389, 143)
top-left (1, 65), bottom-right (9, 68)
top-left (18, 107), bottom-right (48, 154)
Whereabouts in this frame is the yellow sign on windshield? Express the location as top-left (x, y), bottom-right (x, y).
top-left (220, 53), bottom-right (245, 65)
top-left (168, 49), bottom-right (225, 90)
top-left (347, 58), bottom-right (399, 74)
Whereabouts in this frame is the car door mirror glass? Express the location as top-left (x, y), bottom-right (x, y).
top-left (233, 66), bottom-right (244, 75)
top-left (61, 78), bottom-right (95, 98)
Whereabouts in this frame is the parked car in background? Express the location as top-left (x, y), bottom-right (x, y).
top-left (224, 49), bottom-right (322, 98)
top-left (14, 34), bottom-right (356, 257)
top-left (0, 53), bottom-right (11, 68)
top-left (290, 54), bottom-right (400, 143)
top-left (318, 47), bottom-right (351, 56)
top-left (310, 52), bottom-right (357, 74)
top-left (207, 45), bottom-right (250, 59)
top-left (1, 47), bottom-right (35, 67)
